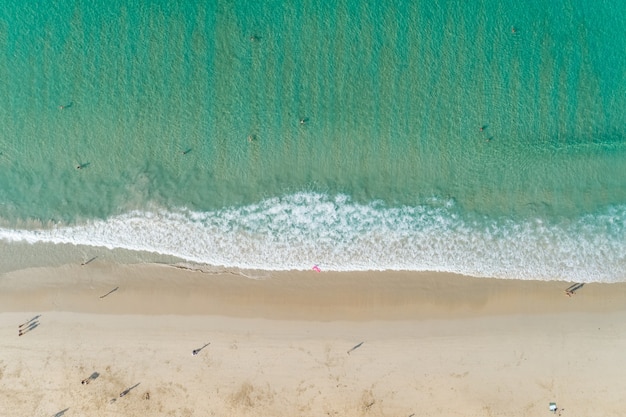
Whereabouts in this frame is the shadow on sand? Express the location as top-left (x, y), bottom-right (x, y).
top-left (99, 287), bottom-right (119, 299)
top-left (564, 283), bottom-right (585, 297)
top-left (82, 371), bottom-right (100, 385)
top-left (81, 256), bottom-right (97, 266)
top-left (120, 382), bottom-right (141, 397)
top-left (347, 341), bottom-right (364, 355)
top-left (19, 316), bottom-right (41, 336)
top-left (192, 342), bottom-right (210, 356)
top-left (53, 408), bottom-right (69, 417)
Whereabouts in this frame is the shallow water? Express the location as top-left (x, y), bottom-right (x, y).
top-left (0, 1), bottom-right (625, 281)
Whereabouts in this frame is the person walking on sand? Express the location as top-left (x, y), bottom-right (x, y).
top-left (192, 342), bottom-right (210, 356)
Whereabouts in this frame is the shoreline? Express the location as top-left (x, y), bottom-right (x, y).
top-left (2, 261), bottom-right (626, 416)
top-left (1, 261), bottom-right (625, 320)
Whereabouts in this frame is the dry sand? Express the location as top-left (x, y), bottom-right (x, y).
top-left (1, 261), bottom-right (626, 416)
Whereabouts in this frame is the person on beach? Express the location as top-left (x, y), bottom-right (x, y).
top-left (81, 379), bottom-right (90, 385)
top-left (18, 316), bottom-right (39, 336)
top-left (564, 283), bottom-right (584, 297)
top-left (18, 324), bottom-right (35, 336)
top-left (19, 315), bottom-right (39, 328)
top-left (192, 342), bottom-right (210, 355)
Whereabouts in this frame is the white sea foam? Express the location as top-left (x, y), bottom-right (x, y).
top-left (1, 192), bottom-right (625, 282)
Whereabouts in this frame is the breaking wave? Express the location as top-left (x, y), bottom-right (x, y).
top-left (1, 192), bottom-right (625, 282)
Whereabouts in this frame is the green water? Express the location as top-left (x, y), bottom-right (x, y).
top-left (0, 1), bottom-right (625, 280)
top-left (0, 0), bottom-right (624, 223)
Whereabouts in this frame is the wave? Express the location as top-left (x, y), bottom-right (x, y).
top-left (0, 192), bottom-right (625, 282)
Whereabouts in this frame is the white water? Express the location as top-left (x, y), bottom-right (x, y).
top-left (1, 193), bottom-right (625, 282)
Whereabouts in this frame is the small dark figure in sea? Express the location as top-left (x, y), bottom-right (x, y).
top-left (250, 35), bottom-right (260, 42)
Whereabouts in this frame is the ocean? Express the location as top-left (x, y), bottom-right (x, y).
top-left (0, 0), bottom-right (625, 281)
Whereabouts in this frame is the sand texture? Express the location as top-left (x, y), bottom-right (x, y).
top-left (1, 262), bottom-right (626, 416)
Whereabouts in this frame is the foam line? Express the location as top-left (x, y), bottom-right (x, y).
top-left (0, 193), bottom-right (624, 282)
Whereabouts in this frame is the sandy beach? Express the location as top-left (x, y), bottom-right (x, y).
top-left (1, 262), bottom-right (626, 417)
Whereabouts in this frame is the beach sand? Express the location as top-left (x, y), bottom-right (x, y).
top-left (1, 262), bottom-right (626, 416)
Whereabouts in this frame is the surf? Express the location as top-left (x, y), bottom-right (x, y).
top-left (0, 192), bottom-right (624, 282)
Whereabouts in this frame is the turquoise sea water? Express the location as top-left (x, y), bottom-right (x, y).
top-left (0, 0), bottom-right (625, 281)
